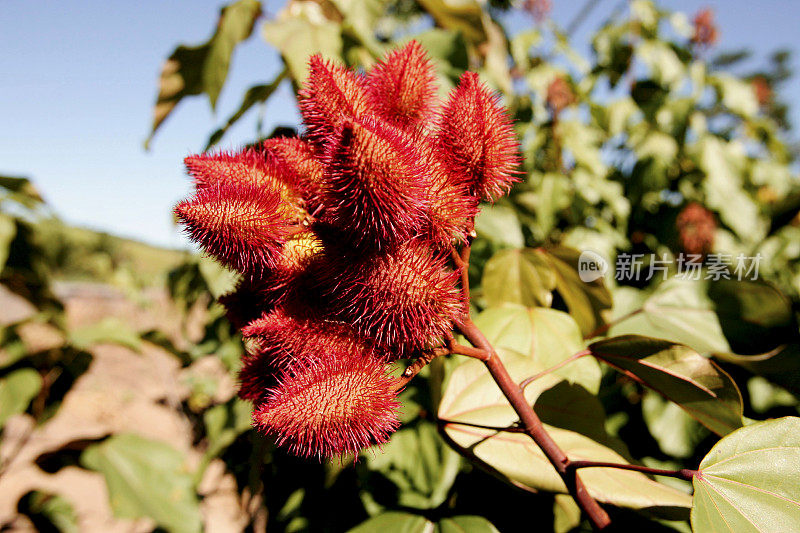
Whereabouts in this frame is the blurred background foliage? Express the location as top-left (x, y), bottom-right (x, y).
top-left (2, 0), bottom-right (800, 532)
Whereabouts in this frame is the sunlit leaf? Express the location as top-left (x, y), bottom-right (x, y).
top-left (262, 1), bottom-right (343, 84)
top-left (474, 305), bottom-right (600, 393)
top-left (589, 336), bottom-right (743, 435)
top-left (438, 348), bottom-right (692, 515)
top-left (692, 417), bottom-right (800, 533)
top-left (81, 434), bottom-right (202, 533)
top-left (0, 368), bottom-right (42, 428)
top-left (147, 0), bottom-right (261, 147)
top-left (481, 249), bottom-right (555, 308)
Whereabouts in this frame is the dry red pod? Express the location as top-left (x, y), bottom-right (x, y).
top-left (253, 349), bottom-right (401, 458)
top-left (298, 55), bottom-right (370, 150)
top-left (435, 72), bottom-right (521, 201)
top-left (366, 40), bottom-right (438, 131)
top-left (320, 117), bottom-right (431, 250)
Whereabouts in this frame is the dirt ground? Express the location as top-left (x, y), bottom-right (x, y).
top-left (0, 283), bottom-right (248, 532)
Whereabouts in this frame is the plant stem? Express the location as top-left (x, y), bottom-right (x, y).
top-left (584, 308), bottom-right (643, 339)
top-left (456, 316), bottom-right (611, 531)
top-left (568, 461), bottom-right (698, 481)
top-left (519, 349), bottom-right (590, 390)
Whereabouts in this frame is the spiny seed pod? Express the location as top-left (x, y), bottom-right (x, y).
top-left (175, 182), bottom-right (302, 276)
top-left (298, 55), bottom-right (370, 150)
top-left (219, 229), bottom-right (324, 324)
top-left (241, 306), bottom-right (371, 368)
top-left (366, 40), bottom-right (437, 131)
top-left (323, 240), bottom-right (465, 354)
top-left (435, 72), bottom-right (520, 201)
top-left (320, 118), bottom-right (430, 249)
top-left (416, 138), bottom-right (480, 243)
top-left (185, 149), bottom-right (287, 191)
top-left (676, 202), bottom-right (716, 256)
top-left (237, 306), bottom-right (373, 403)
top-left (253, 350), bottom-right (401, 458)
top-left (261, 137), bottom-right (325, 212)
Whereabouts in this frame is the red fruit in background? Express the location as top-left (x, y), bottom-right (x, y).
top-left (298, 55), bottom-right (370, 151)
top-left (174, 182), bottom-right (301, 276)
top-left (366, 40), bottom-right (437, 131)
top-left (253, 349), bottom-right (400, 458)
top-left (435, 72), bottom-right (520, 201)
top-left (676, 202), bottom-right (716, 256)
top-left (546, 76), bottom-right (575, 117)
top-left (320, 118), bottom-right (430, 250)
top-left (691, 8), bottom-right (718, 48)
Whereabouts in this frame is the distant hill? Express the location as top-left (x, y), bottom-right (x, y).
top-left (34, 218), bottom-right (191, 286)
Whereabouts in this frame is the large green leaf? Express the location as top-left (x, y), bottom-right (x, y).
top-left (438, 348), bottom-right (692, 515)
top-left (0, 214), bottom-right (16, 272)
top-left (0, 368), bottom-right (42, 428)
top-left (608, 278), bottom-right (794, 357)
top-left (365, 421), bottom-right (461, 510)
top-left (349, 512), bottom-right (499, 533)
top-left (543, 246), bottom-right (613, 337)
top-left (147, 0), bottom-right (262, 146)
top-left (691, 417), bottom-right (800, 533)
top-left (68, 318), bottom-right (141, 351)
top-left (589, 336), bottom-right (743, 436)
top-left (263, 1), bottom-right (343, 83)
top-left (474, 305), bottom-right (600, 393)
top-left (81, 434), bottom-right (202, 533)
top-left (474, 204), bottom-right (524, 249)
top-left (481, 249), bottom-right (556, 308)
top-left (609, 279), bottom-right (730, 353)
top-left (205, 69), bottom-right (288, 149)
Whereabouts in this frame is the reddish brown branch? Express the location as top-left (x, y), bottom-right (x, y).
top-left (394, 346), bottom-right (450, 391)
top-left (568, 461), bottom-right (697, 481)
top-left (456, 316), bottom-right (611, 531)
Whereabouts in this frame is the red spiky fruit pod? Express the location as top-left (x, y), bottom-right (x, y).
top-left (320, 118), bottom-right (430, 250)
top-left (435, 72), bottom-right (520, 202)
top-left (366, 40), bottom-right (438, 131)
top-left (298, 55), bottom-right (371, 151)
top-left (184, 149), bottom-right (285, 192)
top-left (415, 137), bottom-right (480, 244)
top-left (253, 349), bottom-right (401, 458)
top-left (241, 305), bottom-right (371, 368)
top-left (218, 230), bottom-right (323, 327)
top-left (261, 137), bottom-right (325, 213)
top-left (321, 239), bottom-right (465, 355)
top-left (175, 182), bottom-right (302, 276)
top-left (237, 306), bottom-right (371, 403)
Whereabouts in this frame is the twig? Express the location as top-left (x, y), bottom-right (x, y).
top-left (449, 342), bottom-right (492, 361)
top-left (519, 349), bottom-right (590, 390)
top-left (583, 308), bottom-right (643, 339)
top-left (568, 461), bottom-right (698, 481)
top-left (438, 419), bottom-right (527, 433)
top-left (394, 346), bottom-right (450, 390)
top-left (455, 315), bottom-right (611, 530)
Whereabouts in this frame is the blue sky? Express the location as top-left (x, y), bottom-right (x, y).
top-left (2, 1), bottom-right (799, 248)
